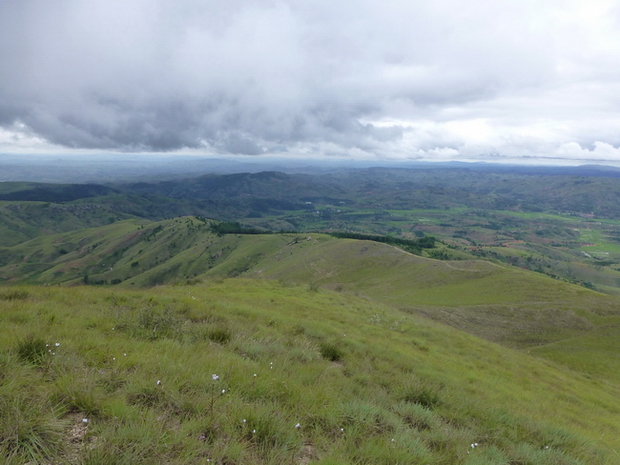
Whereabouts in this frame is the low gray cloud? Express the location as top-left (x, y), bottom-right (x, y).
top-left (2, 0), bottom-right (620, 162)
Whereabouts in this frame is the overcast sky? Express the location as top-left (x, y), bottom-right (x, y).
top-left (2, 0), bottom-right (620, 164)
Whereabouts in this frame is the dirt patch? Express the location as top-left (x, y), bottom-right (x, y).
top-left (298, 444), bottom-right (316, 464)
top-left (55, 414), bottom-right (97, 465)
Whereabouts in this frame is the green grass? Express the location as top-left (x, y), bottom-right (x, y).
top-left (0, 281), bottom-right (619, 463)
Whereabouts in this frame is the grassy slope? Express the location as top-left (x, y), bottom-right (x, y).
top-left (1, 281), bottom-right (619, 464)
top-left (235, 237), bottom-right (620, 387)
top-left (3, 221), bottom-right (620, 385)
top-left (242, 238), bottom-right (620, 341)
top-left (0, 200), bottom-right (136, 247)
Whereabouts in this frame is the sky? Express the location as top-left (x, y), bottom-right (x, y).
top-left (2, 0), bottom-right (620, 165)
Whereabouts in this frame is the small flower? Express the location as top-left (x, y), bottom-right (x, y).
top-left (157, 380), bottom-right (162, 385)
top-left (253, 373), bottom-right (257, 377)
top-left (221, 389), bottom-right (226, 394)
top-left (123, 353), bottom-right (127, 356)
top-left (82, 418), bottom-right (89, 423)
top-left (340, 428), bottom-right (344, 432)
top-left (212, 374), bottom-right (219, 381)
top-left (55, 342), bottom-right (60, 347)
top-left (252, 429), bottom-right (256, 433)
top-left (243, 419), bottom-right (246, 424)
top-left (113, 357), bottom-right (116, 361)
top-left (295, 423), bottom-right (301, 429)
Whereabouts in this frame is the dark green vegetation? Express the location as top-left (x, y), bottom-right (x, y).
top-left (2, 163), bottom-right (620, 463)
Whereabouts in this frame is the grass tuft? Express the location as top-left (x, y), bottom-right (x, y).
top-left (400, 385), bottom-right (441, 409)
top-left (0, 395), bottom-right (66, 463)
top-left (16, 335), bottom-right (49, 366)
top-left (319, 342), bottom-right (344, 362)
top-left (0, 289), bottom-right (30, 301)
top-left (207, 327), bottom-right (232, 345)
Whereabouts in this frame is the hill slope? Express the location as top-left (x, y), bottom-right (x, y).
top-left (2, 218), bottom-right (620, 386)
top-left (1, 280), bottom-right (619, 464)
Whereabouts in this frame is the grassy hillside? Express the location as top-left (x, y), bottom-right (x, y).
top-left (0, 201), bottom-right (137, 247)
top-left (1, 281), bottom-right (619, 464)
top-left (0, 217), bottom-right (618, 347)
top-left (3, 219), bottom-right (620, 388)
top-left (244, 238), bottom-right (620, 345)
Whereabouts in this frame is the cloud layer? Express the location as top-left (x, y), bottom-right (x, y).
top-left (2, 0), bottom-right (620, 162)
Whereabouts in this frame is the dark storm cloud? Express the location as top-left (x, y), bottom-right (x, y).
top-left (2, 1), bottom-right (620, 161)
